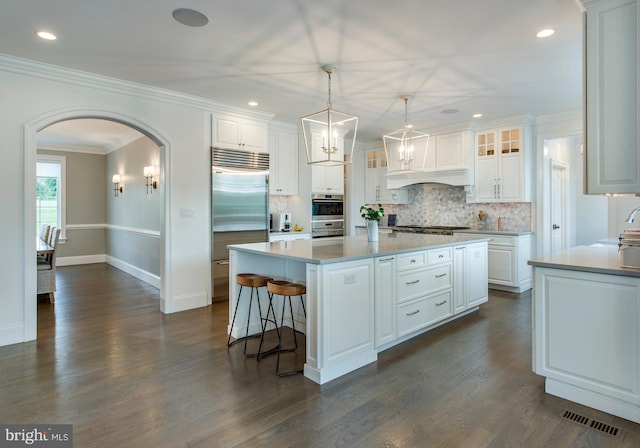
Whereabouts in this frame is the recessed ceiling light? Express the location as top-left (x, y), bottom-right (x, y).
top-left (473, 113), bottom-right (483, 118)
top-left (172, 8), bottom-right (209, 27)
top-left (441, 109), bottom-right (459, 115)
top-left (36, 31), bottom-right (57, 40)
top-left (248, 101), bottom-right (258, 107)
top-left (536, 28), bottom-right (555, 38)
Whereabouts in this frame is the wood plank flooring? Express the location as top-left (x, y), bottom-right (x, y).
top-left (2, 263), bottom-right (640, 447)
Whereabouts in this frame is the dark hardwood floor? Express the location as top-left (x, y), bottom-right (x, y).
top-left (2, 263), bottom-right (639, 447)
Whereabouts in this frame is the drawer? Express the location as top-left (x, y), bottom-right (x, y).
top-left (397, 251), bottom-right (427, 271)
top-left (397, 264), bottom-right (452, 303)
top-left (486, 235), bottom-right (515, 246)
top-left (397, 291), bottom-right (453, 337)
top-left (428, 247), bottom-right (452, 264)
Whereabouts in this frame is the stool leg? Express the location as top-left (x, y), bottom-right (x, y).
top-left (299, 295), bottom-right (307, 318)
top-left (257, 291), bottom-right (281, 361)
top-left (242, 286), bottom-right (256, 355)
top-left (245, 287), bottom-right (265, 358)
top-left (276, 295), bottom-right (304, 377)
top-left (288, 295), bottom-right (298, 352)
top-left (227, 285), bottom-right (244, 347)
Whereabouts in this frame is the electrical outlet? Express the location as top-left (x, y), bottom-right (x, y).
top-left (344, 273), bottom-right (356, 285)
top-left (180, 208), bottom-right (195, 218)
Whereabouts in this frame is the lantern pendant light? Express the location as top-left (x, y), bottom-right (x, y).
top-left (383, 95), bottom-right (429, 172)
top-left (300, 64), bottom-right (358, 166)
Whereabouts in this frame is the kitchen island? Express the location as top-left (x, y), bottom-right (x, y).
top-left (529, 245), bottom-right (640, 423)
top-left (228, 233), bottom-right (488, 384)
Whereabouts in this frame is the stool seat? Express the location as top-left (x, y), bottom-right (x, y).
top-left (267, 280), bottom-right (306, 297)
top-left (237, 273), bottom-right (272, 288)
top-left (259, 279), bottom-right (307, 376)
top-left (228, 273), bottom-right (273, 354)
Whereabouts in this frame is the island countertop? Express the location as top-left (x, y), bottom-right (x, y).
top-left (528, 245), bottom-right (640, 278)
top-left (228, 233), bottom-right (489, 265)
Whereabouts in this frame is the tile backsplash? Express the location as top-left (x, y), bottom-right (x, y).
top-left (382, 184), bottom-right (531, 232)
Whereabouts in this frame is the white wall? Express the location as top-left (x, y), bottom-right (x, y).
top-left (0, 54), bottom-right (272, 346)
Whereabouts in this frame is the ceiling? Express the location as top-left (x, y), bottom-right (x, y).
top-left (1, 0), bottom-right (584, 149)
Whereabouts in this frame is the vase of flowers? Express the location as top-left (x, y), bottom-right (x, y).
top-left (360, 204), bottom-right (385, 242)
top-left (476, 210), bottom-right (487, 230)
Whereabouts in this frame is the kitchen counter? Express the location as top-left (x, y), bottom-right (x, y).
top-left (530, 244), bottom-right (640, 424)
top-left (528, 244), bottom-right (640, 277)
top-left (230, 233), bottom-right (485, 265)
top-left (228, 233), bottom-right (489, 384)
top-left (455, 229), bottom-right (533, 237)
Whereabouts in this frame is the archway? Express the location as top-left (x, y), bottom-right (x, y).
top-left (24, 108), bottom-right (172, 341)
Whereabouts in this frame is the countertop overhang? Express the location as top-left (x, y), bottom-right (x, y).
top-left (528, 245), bottom-right (640, 278)
top-left (228, 233), bottom-right (489, 264)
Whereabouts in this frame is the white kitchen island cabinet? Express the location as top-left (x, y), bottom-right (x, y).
top-left (529, 246), bottom-right (640, 424)
top-left (228, 233), bottom-right (488, 384)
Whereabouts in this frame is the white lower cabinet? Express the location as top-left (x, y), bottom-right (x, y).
top-left (375, 242), bottom-right (486, 350)
top-left (397, 291), bottom-right (452, 337)
top-left (269, 232), bottom-right (310, 242)
top-left (455, 232), bottom-right (531, 293)
top-left (533, 266), bottom-right (640, 423)
top-left (374, 255), bottom-right (397, 347)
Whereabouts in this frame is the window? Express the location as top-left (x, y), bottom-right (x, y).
top-left (36, 155), bottom-right (66, 239)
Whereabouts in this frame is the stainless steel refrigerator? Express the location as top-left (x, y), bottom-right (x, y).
top-left (211, 147), bottom-right (269, 301)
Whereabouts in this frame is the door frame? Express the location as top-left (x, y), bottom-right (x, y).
top-left (24, 107), bottom-right (172, 341)
top-left (550, 159), bottom-right (569, 253)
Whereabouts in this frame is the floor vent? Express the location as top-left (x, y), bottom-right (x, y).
top-left (561, 410), bottom-right (621, 437)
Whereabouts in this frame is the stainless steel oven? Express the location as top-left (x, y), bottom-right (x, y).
top-left (311, 193), bottom-right (344, 238)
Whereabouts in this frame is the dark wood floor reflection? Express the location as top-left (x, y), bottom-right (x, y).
top-left (1, 263), bottom-right (639, 447)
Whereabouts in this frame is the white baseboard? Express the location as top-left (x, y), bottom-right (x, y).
top-left (0, 322), bottom-right (30, 347)
top-left (58, 255), bottom-right (159, 289)
top-left (105, 255), bottom-right (160, 289)
top-left (57, 254), bottom-right (106, 266)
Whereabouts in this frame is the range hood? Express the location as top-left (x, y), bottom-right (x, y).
top-left (385, 168), bottom-right (473, 189)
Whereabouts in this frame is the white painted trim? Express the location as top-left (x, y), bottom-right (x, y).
top-left (0, 322), bottom-right (26, 347)
top-left (0, 54), bottom-right (274, 120)
top-left (106, 255), bottom-right (160, 289)
top-left (38, 143), bottom-right (107, 154)
top-left (66, 223), bottom-right (106, 230)
top-left (57, 254), bottom-right (106, 266)
top-left (106, 224), bottom-right (161, 238)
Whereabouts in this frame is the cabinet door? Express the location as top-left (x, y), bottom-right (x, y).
top-left (213, 116), bottom-right (240, 149)
top-left (453, 246), bottom-right (467, 313)
top-left (467, 242), bottom-right (488, 307)
top-left (474, 130), bottom-right (498, 202)
top-left (487, 245), bottom-right (515, 286)
top-left (270, 130), bottom-right (298, 195)
top-left (375, 255), bottom-right (397, 347)
top-left (498, 153), bottom-right (522, 201)
top-left (584, 0), bottom-right (640, 194)
top-left (241, 119), bottom-right (268, 152)
top-left (365, 150), bottom-right (379, 203)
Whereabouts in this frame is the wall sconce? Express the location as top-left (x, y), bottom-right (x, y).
top-left (112, 174), bottom-right (123, 197)
top-left (144, 166), bottom-right (158, 194)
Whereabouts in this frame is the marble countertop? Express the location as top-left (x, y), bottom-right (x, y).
top-left (528, 245), bottom-right (640, 277)
top-left (229, 233), bottom-right (489, 265)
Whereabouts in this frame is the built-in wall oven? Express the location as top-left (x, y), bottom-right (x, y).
top-left (311, 193), bottom-right (344, 238)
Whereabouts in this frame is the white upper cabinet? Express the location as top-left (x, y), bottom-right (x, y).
top-left (582, 0), bottom-right (640, 194)
top-left (269, 127), bottom-right (299, 195)
top-left (365, 149), bottom-right (408, 204)
top-left (433, 131), bottom-right (472, 171)
top-left (470, 124), bottom-right (532, 203)
top-left (213, 114), bottom-right (268, 153)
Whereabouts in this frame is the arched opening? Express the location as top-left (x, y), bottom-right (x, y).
top-left (24, 109), bottom-right (171, 341)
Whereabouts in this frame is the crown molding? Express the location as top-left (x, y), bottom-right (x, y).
top-left (37, 142), bottom-right (107, 155)
top-left (0, 54), bottom-right (275, 121)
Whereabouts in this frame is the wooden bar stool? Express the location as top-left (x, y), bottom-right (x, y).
top-left (258, 279), bottom-right (307, 376)
top-left (227, 273), bottom-right (272, 356)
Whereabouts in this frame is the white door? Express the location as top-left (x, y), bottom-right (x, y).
top-left (550, 160), bottom-right (569, 253)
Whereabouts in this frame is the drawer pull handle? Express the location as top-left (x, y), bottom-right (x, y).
top-left (435, 273), bottom-right (447, 278)
top-left (438, 254), bottom-right (444, 258)
top-left (410, 259), bottom-right (416, 264)
top-left (435, 300), bottom-right (447, 306)
top-left (406, 280), bottom-right (420, 285)
top-left (406, 310), bottom-right (420, 316)
top-left (380, 257), bottom-right (395, 261)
